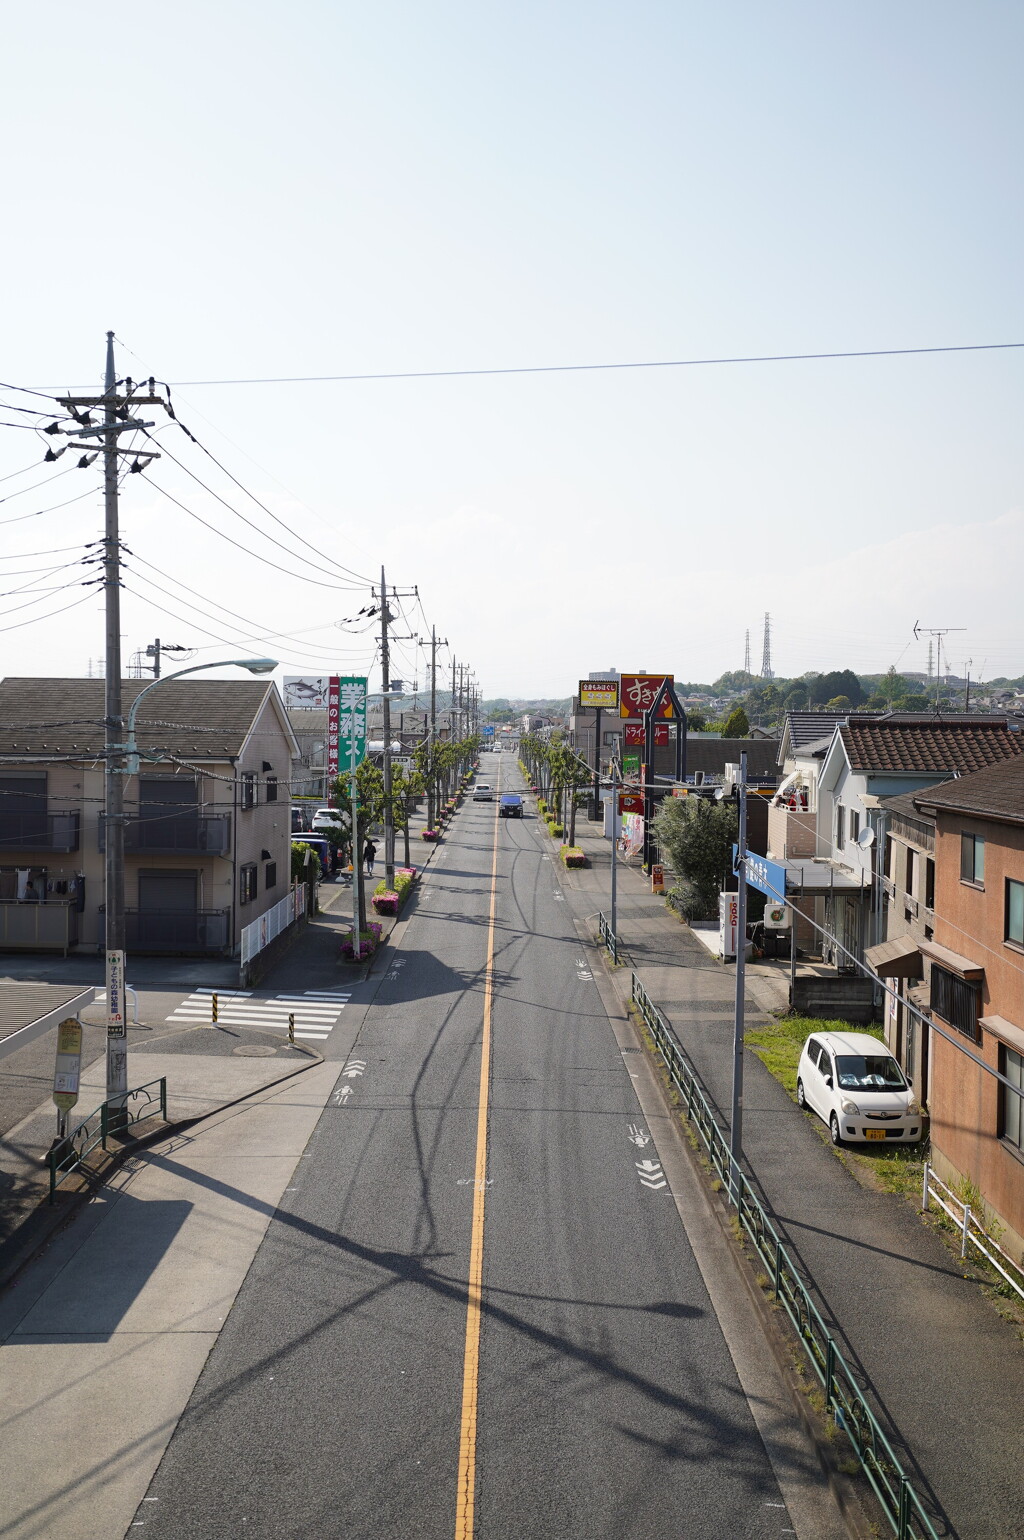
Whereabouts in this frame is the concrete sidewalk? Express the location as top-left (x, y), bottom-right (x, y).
top-left (558, 803), bottom-right (1024, 1540)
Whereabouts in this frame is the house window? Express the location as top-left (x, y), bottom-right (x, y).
top-left (240, 863), bottom-right (257, 904)
top-left (1003, 1047), bottom-right (1023, 1153)
top-left (960, 833), bottom-right (984, 886)
top-left (1006, 879), bottom-right (1024, 949)
top-left (265, 861), bottom-right (278, 889)
top-left (241, 773), bottom-right (257, 810)
top-left (930, 964), bottom-right (980, 1041)
top-left (925, 857), bottom-right (935, 911)
top-left (905, 847), bottom-right (916, 899)
top-left (849, 810), bottom-right (860, 846)
top-left (884, 835), bottom-right (893, 878)
top-left (835, 805), bottom-right (845, 849)
top-left (265, 776), bottom-right (279, 804)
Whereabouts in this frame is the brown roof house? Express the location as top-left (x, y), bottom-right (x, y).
top-left (909, 759), bottom-right (1024, 1262)
top-left (0, 677), bottom-right (299, 957)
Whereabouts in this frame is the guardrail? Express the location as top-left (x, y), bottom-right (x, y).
top-left (629, 972), bottom-right (939, 1540)
top-left (922, 1161), bottom-right (1024, 1305)
top-left (48, 1078), bottom-right (168, 1202)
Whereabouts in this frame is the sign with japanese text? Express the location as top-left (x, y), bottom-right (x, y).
top-left (620, 674), bottom-right (675, 720)
top-left (53, 1017), bottom-right (83, 1113)
top-left (579, 680), bottom-right (620, 710)
top-left (733, 846), bottom-right (788, 901)
top-left (622, 753), bottom-right (641, 775)
top-left (625, 723), bottom-right (669, 747)
top-left (335, 677), bottom-right (368, 776)
top-left (106, 949), bottom-right (125, 1035)
top-left (618, 793), bottom-right (645, 815)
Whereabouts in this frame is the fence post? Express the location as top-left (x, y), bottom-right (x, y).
top-left (897, 1475), bottom-right (911, 1540)
top-left (160, 1077), bottom-right (167, 1119)
top-left (773, 1237), bottom-right (782, 1298)
top-left (921, 1159), bottom-right (930, 1211)
top-left (212, 992), bottom-right (218, 1027)
top-left (825, 1338), bottom-right (835, 1414)
top-left (961, 1202), bottom-right (971, 1258)
top-left (289, 1013), bottom-right (295, 1046)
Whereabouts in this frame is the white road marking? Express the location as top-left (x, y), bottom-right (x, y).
top-left (628, 1124), bottom-right (650, 1148)
top-left (333, 1084), bottom-right (354, 1104)
top-left (636, 1158), bottom-right (667, 1190)
top-left (165, 989), bottom-right (350, 1041)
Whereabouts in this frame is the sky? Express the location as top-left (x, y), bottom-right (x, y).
top-left (1, 1), bottom-right (1022, 698)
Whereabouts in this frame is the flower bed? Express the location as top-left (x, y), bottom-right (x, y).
top-left (371, 890), bottom-right (399, 916)
top-left (421, 828), bottom-right (439, 841)
top-left (549, 821), bottom-right (564, 838)
top-left (560, 845), bottom-right (586, 868)
top-left (372, 868), bottom-right (417, 915)
top-left (339, 922), bottom-right (383, 961)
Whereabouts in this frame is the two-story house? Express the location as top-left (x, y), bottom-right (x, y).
top-left (0, 677), bottom-right (299, 957)
top-left (866, 791), bottom-right (937, 1095)
top-left (911, 759), bottom-right (1024, 1262)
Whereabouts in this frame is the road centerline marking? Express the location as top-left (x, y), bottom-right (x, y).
top-left (454, 758), bottom-right (501, 1540)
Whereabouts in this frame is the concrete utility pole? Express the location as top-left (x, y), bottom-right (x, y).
top-left (59, 334), bottom-right (166, 1115)
top-left (379, 567), bottom-right (395, 885)
top-left (145, 638), bottom-right (189, 679)
top-left (730, 752), bottom-right (749, 1175)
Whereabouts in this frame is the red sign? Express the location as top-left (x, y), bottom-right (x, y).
top-left (620, 674), bottom-right (675, 720)
top-left (618, 793), bottom-right (645, 814)
top-left (625, 723), bottom-right (669, 747)
top-left (327, 676), bottom-right (340, 781)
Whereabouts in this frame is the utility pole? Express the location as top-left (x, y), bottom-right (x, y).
top-left (429, 628), bottom-right (438, 830)
top-left (59, 335), bottom-right (165, 1116)
top-left (379, 567), bottom-right (395, 885)
top-left (145, 639), bottom-right (189, 679)
top-left (730, 752), bottom-right (749, 1177)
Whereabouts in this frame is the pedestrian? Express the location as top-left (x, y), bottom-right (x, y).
top-left (363, 838), bottom-right (377, 877)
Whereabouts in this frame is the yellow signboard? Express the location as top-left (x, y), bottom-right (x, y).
top-left (578, 679), bottom-right (620, 710)
top-left (52, 1017), bottom-right (83, 1113)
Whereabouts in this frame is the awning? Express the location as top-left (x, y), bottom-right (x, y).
top-left (980, 1014), bottom-right (1024, 1055)
top-left (865, 937), bottom-right (923, 978)
top-left (918, 937), bottom-right (985, 979)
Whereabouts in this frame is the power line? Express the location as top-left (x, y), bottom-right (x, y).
top-left (0, 585), bottom-right (95, 634)
top-left (157, 339), bottom-right (1024, 388)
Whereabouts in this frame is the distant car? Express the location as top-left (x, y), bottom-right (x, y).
top-left (499, 794), bottom-right (523, 818)
top-left (311, 807), bottom-right (345, 832)
top-left (291, 807), bottom-right (310, 834)
top-left (796, 1030), bottom-right (923, 1146)
top-left (473, 783), bottom-right (493, 801)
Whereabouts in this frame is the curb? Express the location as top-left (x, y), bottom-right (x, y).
top-left (0, 1045), bottom-right (324, 1298)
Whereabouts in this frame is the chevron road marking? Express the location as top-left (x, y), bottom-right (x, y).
top-left (636, 1158), bottom-right (668, 1190)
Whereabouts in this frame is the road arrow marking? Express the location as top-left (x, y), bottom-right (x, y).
top-left (635, 1157), bottom-right (667, 1189)
top-left (636, 1159), bottom-right (661, 1173)
top-left (640, 1177), bottom-right (667, 1189)
top-left (628, 1125), bottom-right (650, 1148)
top-left (457, 1178), bottom-right (493, 1189)
top-left (342, 1061), bottom-right (366, 1079)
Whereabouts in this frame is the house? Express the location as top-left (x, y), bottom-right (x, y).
top-left (911, 759), bottom-right (1024, 1261)
top-left (866, 791), bottom-right (937, 1094)
top-left (0, 677), bottom-right (299, 957)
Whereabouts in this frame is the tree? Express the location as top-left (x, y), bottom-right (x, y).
top-left (880, 666), bottom-right (908, 704)
top-left (721, 706), bottom-right (750, 738)
top-left (389, 763), bottom-right (424, 867)
top-left (653, 796), bottom-right (738, 922)
top-left (825, 695), bottom-right (852, 710)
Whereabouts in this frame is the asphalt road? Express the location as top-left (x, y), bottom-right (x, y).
top-left (131, 761), bottom-right (803, 1539)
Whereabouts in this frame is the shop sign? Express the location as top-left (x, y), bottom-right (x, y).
top-left (620, 674), bottom-right (675, 720)
top-left (579, 679), bottom-right (620, 710)
top-left (625, 723), bottom-right (669, 747)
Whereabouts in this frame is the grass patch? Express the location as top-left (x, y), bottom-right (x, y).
top-left (743, 1013), bottom-right (881, 1099)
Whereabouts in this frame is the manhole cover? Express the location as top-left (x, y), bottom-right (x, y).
top-left (232, 1044), bottom-right (278, 1057)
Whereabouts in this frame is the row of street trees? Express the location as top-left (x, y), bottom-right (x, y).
top-left (519, 732), bottom-right (592, 844)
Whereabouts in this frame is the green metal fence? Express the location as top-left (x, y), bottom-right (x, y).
top-left (48, 1078), bottom-right (168, 1202)
top-left (597, 911), bottom-right (620, 965)
top-left (629, 972), bottom-right (940, 1540)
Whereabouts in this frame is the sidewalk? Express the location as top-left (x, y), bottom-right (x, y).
top-left (560, 805), bottom-right (1024, 1540)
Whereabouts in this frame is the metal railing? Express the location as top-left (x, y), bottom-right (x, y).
top-left (48, 1078), bottom-right (168, 1201)
top-left (629, 972), bottom-right (939, 1540)
top-left (597, 911), bottom-right (620, 965)
top-left (922, 1161), bottom-right (1024, 1305)
top-left (0, 810), bottom-right (80, 852)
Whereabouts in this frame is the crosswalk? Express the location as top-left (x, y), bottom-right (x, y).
top-left (164, 988), bottom-right (351, 1041)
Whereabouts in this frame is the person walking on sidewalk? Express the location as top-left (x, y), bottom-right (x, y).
top-left (363, 838), bottom-right (378, 877)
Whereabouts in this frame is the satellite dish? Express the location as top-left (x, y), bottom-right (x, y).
top-left (857, 825), bottom-right (875, 848)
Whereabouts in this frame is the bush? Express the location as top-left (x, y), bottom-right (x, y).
top-left (372, 891), bottom-right (399, 916)
top-left (421, 828), bottom-right (439, 841)
top-left (537, 798), bottom-right (547, 814)
top-left (550, 822), bottom-right (563, 838)
top-left (560, 846), bottom-right (586, 868)
top-left (371, 869), bottom-right (416, 914)
top-left (340, 922), bottom-right (383, 961)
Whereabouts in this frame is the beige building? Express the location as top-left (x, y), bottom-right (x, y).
top-left (0, 677), bottom-right (298, 957)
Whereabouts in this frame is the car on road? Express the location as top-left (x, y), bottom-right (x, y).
top-left (796, 1030), bottom-right (923, 1146)
top-left (499, 794), bottom-right (523, 817)
top-left (473, 783), bottom-right (493, 801)
top-left (311, 807), bottom-right (345, 832)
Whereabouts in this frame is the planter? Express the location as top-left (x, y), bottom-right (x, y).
top-left (560, 846), bottom-right (586, 868)
top-left (339, 921), bottom-right (383, 961)
top-left (421, 828), bottom-right (439, 841)
top-left (372, 892), bottom-right (399, 916)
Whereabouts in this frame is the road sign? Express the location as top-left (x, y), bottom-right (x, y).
top-left (53, 1017), bottom-right (83, 1113)
top-left (482, 725), bottom-right (495, 735)
top-left (106, 949), bottom-right (125, 1036)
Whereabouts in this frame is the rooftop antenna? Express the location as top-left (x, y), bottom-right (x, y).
top-left (913, 622), bottom-right (965, 710)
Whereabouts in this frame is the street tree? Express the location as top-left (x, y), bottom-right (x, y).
top-left (652, 795), bottom-right (738, 922)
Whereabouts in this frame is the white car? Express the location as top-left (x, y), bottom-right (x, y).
top-left (796, 1030), bottom-right (923, 1146)
top-left (473, 783), bottom-right (493, 801)
top-left (311, 807), bottom-right (345, 831)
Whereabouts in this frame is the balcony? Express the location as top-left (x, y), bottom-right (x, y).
top-left (124, 908), bottom-right (231, 954)
top-left (0, 811), bottom-right (80, 853)
top-left (0, 900), bottom-right (79, 954)
top-left (100, 813), bottom-right (231, 856)
top-left (767, 803), bottom-right (818, 860)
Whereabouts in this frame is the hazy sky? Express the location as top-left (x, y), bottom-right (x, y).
top-left (1, 2), bottom-right (1021, 697)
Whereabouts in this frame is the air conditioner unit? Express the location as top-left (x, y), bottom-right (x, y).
top-left (764, 902), bottom-right (790, 929)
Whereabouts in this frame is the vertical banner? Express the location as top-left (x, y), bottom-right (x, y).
top-left (337, 677), bottom-right (368, 773)
top-left (327, 676), bottom-right (340, 781)
top-left (106, 948), bottom-right (125, 1036)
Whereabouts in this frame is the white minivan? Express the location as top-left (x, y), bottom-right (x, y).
top-left (796, 1030), bottom-right (923, 1146)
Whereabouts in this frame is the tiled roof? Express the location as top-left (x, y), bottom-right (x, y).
top-left (840, 720), bottom-right (1024, 775)
top-left (913, 757), bottom-right (1024, 826)
top-left (685, 738), bottom-right (780, 778)
top-left (0, 678), bottom-right (281, 760)
top-left (879, 789), bottom-right (937, 826)
top-left (784, 711), bottom-right (865, 750)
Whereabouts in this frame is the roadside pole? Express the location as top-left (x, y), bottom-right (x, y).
top-left (610, 761), bottom-right (619, 964)
top-left (730, 751), bottom-right (748, 1173)
top-left (351, 702), bottom-right (364, 934)
top-left (380, 567), bottom-right (395, 886)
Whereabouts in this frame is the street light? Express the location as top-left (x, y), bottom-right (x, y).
top-left (104, 657), bottom-right (278, 1116)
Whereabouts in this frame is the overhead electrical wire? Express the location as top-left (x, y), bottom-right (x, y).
top-left (0, 586), bottom-right (95, 635)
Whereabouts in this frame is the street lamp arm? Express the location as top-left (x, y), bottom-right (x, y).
top-left (124, 657), bottom-right (277, 771)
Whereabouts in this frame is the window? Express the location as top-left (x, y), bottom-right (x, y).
top-left (960, 832), bottom-right (985, 885)
top-left (849, 810), bottom-right (860, 846)
top-left (265, 776), bottom-right (279, 804)
top-left (925, 857), bottom-right (935, 911)
top-left (884, 834), bottom-right (893, 878)
top-left (265, 861), bottom-right (278, 889)
top-left (240, 863), bottom-right (257, 904)
top-left (241, 773), bottom-right (257, 810)
top-left (930, 964), bottom-right (980, 1040)
top-left (835, 805), bottom-right (845, 849)
top-left (1007, 879), bottom-right (1024, 949)
top-left (905, 847), bottom-right (916, 898)
top-left (1003, 1047), bottom-right (1023, 1153)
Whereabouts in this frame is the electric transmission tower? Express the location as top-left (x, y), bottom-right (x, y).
top-left (743, 629), bottom-right (751, 676)
top-left (760, 613), bottom-right (774, 679)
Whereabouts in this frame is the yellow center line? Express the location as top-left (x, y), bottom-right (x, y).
top-left (454, 758), bottom-right (502, 1540)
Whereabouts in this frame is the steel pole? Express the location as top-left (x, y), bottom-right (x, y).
top-left (730, 752), bottom-right (748, 1169)
top-left (102, 332), bottom-right (128, 1113)
top-left (380, 567), bottom-right (395, 884)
